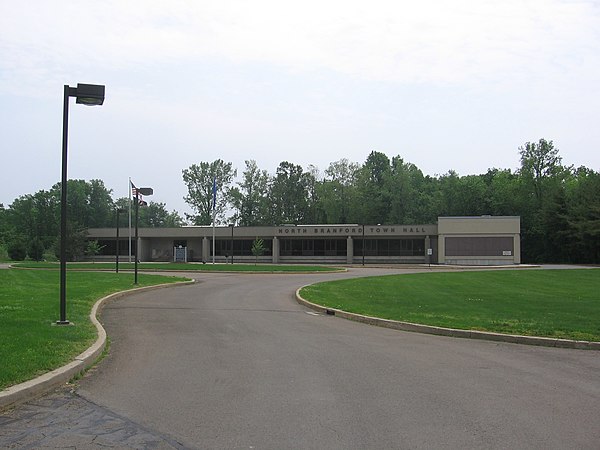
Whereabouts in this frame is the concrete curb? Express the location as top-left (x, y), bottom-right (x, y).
top-left (0, 279), bottom-right (195, 411)
top-left (9, 265), bottom-right (347, 275)
top-left (295, 288), bottom-right (600, 351)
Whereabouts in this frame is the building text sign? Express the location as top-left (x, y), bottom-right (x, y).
top-left (277, 226), bottom-right (430, 236)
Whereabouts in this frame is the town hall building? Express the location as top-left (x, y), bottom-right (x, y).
top-left (87, 216), bottom-right (521, 266)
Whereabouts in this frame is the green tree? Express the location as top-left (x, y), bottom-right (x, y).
top-left (229, 160), bottom-right (270, 226)
top-left (484, 169), bottom-right (522, 216)
top-left (7, 190), bottom-right (58, 248)
top-left (87, 179), bottom-right (115, 227)
top-left (386, 157), bottom-right (431, 224)
top-left (304, 165), bottom-right (321, 224)
top-left (519, 138), bottom-right (562, 206)
top-left (50, 179), bottom-right (115, 229)
top-left (564, 167), bottom-right (600, 263)
top-left (182, 160), bottom-right (236, 225)
top-left (0, 203), bottom-right (8, 246)
top-left (268, 161), bottom-right (312, 224)
top-left (28, 237), bottom-right (45, 261)
top-left (7, 238), bottom-right (27, 261)
top-left (518, 139), bottom-right (568, 262)
top-left (318, 158), bottom-right (359, 223)
top-left (54, 225), bottom-right (87, 261)
top-left (138, 201), bottom-right (185, 227)
top-left (85, 240), bottom-right (105, 262)
top-left (251, 237), bottom-right (266, 264)
top-left (353, 151), bottom-right (391, 224)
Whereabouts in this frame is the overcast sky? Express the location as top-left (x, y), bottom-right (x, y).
top-left (1, 0), bottom-right (599, 217)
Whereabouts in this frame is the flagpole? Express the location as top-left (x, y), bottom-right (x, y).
top-left (128, 177), bottom-right (132, 263)
top-left (212, 207), bottom-right (216, 264)
top-left (212, 177), bottom-right (216, 264)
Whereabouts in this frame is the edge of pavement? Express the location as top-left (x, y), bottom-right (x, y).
top-left (295, 287), bottom-right (600, 351)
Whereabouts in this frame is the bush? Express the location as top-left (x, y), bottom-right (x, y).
top-left (0, 244), bottom-right (8, 261)
top-left (42, 250), bottom-right (58, 262)
top-left (28, 237), bottom-right (45, 261)
top-left (53, 227), bottom-right (87, 261)
top-left (7, 240), bottom-right (27, 261)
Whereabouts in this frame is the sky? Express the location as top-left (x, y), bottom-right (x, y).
top-left (1, 0), bottom-right (599, 217)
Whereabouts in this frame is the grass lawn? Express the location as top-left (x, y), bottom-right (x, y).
top-left (300, 269), bottom-right (600, 341)
top-left (12, 261), bottom-right (343, 273)
top-left (0, 269), bottom-right (188, 390)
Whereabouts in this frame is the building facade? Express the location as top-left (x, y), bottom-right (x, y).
top-left (87, 216), bottom-right (520, 265)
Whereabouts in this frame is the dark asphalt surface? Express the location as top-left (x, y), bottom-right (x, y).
top-left (1, 267), bottom-right (600, 449)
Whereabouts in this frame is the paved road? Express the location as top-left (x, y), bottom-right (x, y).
top-left (2, 267), bottom-right (600, 449)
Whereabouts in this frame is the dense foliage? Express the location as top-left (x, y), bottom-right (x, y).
top-left (1, 179), bottom-right (184, 261)
top-left (183, 139), bottom-right (599, 264)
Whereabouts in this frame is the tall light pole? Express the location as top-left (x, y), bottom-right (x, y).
top-left (131, 182), bottom-right (153, 284)
top-left (58, 83), bottom-right (105, 325)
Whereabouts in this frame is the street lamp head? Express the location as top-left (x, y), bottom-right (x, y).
top-left (74, 83), bottom-right (105, 106)
top-left (137, 187), bottom-right (153, 196)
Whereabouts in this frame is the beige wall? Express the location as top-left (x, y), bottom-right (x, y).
top-left (437, 216), bottom-right (520, 265)
top-left (437, 216), bottom-right (520, 234)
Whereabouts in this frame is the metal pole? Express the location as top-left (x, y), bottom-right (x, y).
top-left (58, 85), bottom-right (70, 325)
top-left (115, 209), bottom-right (120, 273)
top-left (231, 225), bottom-right (234, 264)
top-left (128, 178), bottom-right (132, 263)
top-left (212, 208), bottom-right (215, 264)
top-left (134, 190), bottom-right (139, 284)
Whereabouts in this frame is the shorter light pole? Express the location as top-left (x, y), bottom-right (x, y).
top-left (131, 182), bottom-right (153, 284)
top-left (115, 208), bottom-right (125, 273)
top-left (229, 224), bottom-right (234, 264)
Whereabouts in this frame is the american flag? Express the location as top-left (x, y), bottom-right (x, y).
top-left (131, 184), bottom-right (146, 205)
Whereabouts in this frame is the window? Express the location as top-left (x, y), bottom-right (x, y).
top-left (445, 237), bottom-right (513, 256)
top-left (280, 239), bottom-right (347, 256)
top-left (353, 239), bottom-right (425, 256)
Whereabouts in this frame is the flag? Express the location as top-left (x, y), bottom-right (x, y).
top-left (212, 177), bottom-right (217, 212)
top-left (131, 182), bottom-right (145, 205)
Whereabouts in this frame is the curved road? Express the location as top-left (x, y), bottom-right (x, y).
top-left (2, 267), bottom-right (600, 448)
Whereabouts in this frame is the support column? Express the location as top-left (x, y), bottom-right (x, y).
top-left (202, 236), bottom-right (209, 262)
top-left (424, 235), bottom-right (431, 264)
top-left (137, 237), bottom-right (144, 262)
top-left (272, 236), bottom-right (279, 264)
top-left (346, 236), bottom-right (353, 264)
top-left (514, 234), bottom-right (521, 264)
top-left (438, 235), bottom-right (446, 264)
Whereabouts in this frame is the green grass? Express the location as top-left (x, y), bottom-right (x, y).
top-left (300, 269), bottom-right (600, 341)
top-left (12, 261), bottom-right (343, 273)
top-left (0, 269), bottom-right (188, 390)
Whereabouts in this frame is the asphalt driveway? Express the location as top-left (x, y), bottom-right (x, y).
top-left (2, 267), bottom-right (600, 449)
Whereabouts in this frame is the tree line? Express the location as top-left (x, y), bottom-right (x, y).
top-left (0, 179), bottom-right (183, 261)
top-left (182, 139), bottom-right (599, 264)
top-left (1, 138), bottom-right (598, 263)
